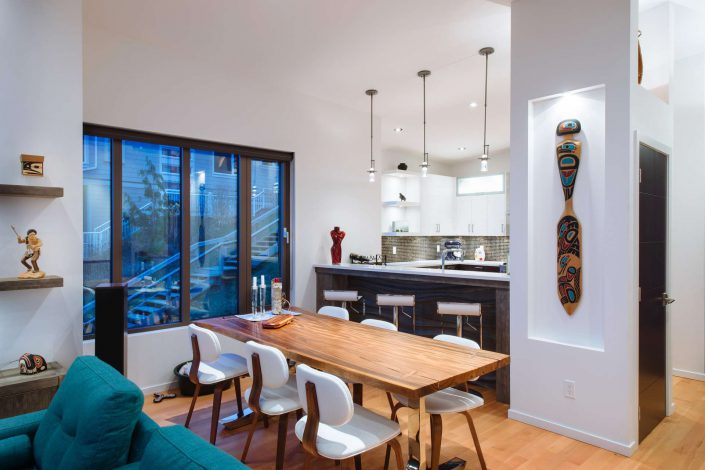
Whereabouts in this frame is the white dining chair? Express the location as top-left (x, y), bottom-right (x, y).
top-left (360, 318), bottom-right (397, 331)
top-left (184, 324), bottom-right (249, 444)
top-left (240, 341), bottom-right (302, 470)
top-left (384, 334), bottom-right (487, 470)
top-left (317, 305), bottom-right (350, 321)
top-left (294, 364), bottom-right (404, 470)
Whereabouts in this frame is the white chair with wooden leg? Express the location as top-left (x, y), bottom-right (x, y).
top-left (240, 341), bottom-right (302, 470)
top-left (184, 324), bottom-right (249, 445)
top-left (294, 364), bottom-right (404, 470)
top-left (376, 294), bottom-right (415, 332)
top-left (360, 318), bottom-right (397, 331)
top-left (318, 305), bottom-right (350, 320)
top-left (385, 335), bottom-right (487, 470)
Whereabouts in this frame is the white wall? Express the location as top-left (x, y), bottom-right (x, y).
top-left (510, 0), bottom-right (639, 455)
top-left (82, 21), bottom-right (381, 390)
top-left (0, 1), bottom-right (83, 370)
top-left (670, 3), bottom-right (705, 381)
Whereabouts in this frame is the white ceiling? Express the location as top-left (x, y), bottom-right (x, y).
top-left (84, 0), bottom-right (511, 161)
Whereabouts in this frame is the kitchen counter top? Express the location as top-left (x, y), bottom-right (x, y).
top-left (314, 260), bottom-right (510, 283)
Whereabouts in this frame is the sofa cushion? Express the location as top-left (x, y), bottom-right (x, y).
top-left (139, 426), bottom-right (248, 469)
top-left (0, 434), bottom-right (32, 469)
top-left (33, 356), bottom-right (143, 469)
top-left (128, 414), bottom-right (160, 463)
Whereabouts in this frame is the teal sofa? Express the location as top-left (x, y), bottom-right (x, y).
top-left (0, 356), bottom-right (248, 469)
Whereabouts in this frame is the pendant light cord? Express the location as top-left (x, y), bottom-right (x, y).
top-left (370, 92), bottom-right (374, 168)
top-left (482, 51), bottom-right (489, 154)
top-left (423, 74), bottom-right (427, 164)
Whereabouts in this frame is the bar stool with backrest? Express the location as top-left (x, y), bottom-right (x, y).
top-left (185, 324), bottom-right (249, 444)
top-left (294, 364), bottom-right (405, 470)
top-left (376, 294), bottom-right (416, 332)
top-left (384, 334), bottom-right (486, 470)
top-left (317, 305), bottom-right (350, 320)
top-left (323, 290), bottom-right (362, 310)
top-left (240, 341), bottom-right (302, 470)
top-left (437, 301), bottom-right (483, 348)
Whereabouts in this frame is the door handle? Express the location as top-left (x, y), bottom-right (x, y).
top-left (661, 293), bottom-right (675, 306)
top-left (283, 227), bottom-right (290, 245)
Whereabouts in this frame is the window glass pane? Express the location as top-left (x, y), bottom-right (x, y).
top-left (190, 149), bottom-right (238, 319)
top-left (457, 174), bottom-right (504, 195)
top-left (83, 135), bottom-right (112, 336)
top-left (122, 140), bottom-right (182, 328)
top-left (251, 160), bottom-right (282, 291)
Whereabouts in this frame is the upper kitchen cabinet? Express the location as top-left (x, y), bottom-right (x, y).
top-left (420, 174), bottom-right (456, 235)
top-left (455, 174), bottom-right (508, 236)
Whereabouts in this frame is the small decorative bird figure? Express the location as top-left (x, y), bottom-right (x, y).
top-left (399, 193), bottom-right (406, 202)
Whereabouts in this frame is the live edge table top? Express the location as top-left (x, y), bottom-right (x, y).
top-left (196, 308), bottom-right (510, 399)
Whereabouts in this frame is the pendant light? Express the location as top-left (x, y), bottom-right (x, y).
top-left (365, 89), bottom-right (378, 183)
top-left (418, 70), bottom-right (431, 177)
top-left (479, 47), bottom-right (494, 172)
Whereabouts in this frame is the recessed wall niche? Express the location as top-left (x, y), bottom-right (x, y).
top-left (527, 85), bottom-right (606, 350)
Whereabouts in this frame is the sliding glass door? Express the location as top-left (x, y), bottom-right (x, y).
top-left (82, 125), bottom-right (291, 337)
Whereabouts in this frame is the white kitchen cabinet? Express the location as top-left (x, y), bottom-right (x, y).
top-left (455, 196), bottom-right (473, 234)
top-left (420, 174), bottom-right (456, 234)
top-left (454, 193), bottom-right (507, 236)
top-left (486, 193), bottom-right (507, 235)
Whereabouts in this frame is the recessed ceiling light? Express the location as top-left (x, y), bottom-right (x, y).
top-left (393, 127), bottom-right (404, 133)
top-left (458, 146), bottom-right (467, 151)
top-left (469, 102), bottom-right (478, 108)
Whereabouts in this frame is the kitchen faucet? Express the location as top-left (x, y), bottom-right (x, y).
top-left (440, 248), bottom-right (464, 271)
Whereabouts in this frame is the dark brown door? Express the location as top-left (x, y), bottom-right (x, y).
top-left (638, 143), bottom-right (671, 442)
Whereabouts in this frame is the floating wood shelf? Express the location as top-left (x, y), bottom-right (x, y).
top-left (0, 184), bottom-right (64, 198)
top-left (0, 275), bottom-right (63, 291)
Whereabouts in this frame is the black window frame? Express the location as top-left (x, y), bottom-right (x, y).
top-left (83, 123), bottom-right (293, 338)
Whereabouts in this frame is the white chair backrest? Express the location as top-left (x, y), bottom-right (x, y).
top-left (434, 334), bottom-right (480, 350)
top-left (245, 341), bottom-right (290, 389)
top-left (296, 364), bottom-right (353, 427)
top-left (189, 324), bottom-right (222, 363)
top-left (317, 306), bottom-right (349, 321)
top-left (360, 319), bottom-right (397, 331)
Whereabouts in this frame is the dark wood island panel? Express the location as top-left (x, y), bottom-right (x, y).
top-left (315, 265), bottom-right (510, 404)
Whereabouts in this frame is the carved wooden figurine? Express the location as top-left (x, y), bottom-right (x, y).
top-left (12, 225), bottom-right (45, 279)
top-left (556, 120), bottom-right (582, 314)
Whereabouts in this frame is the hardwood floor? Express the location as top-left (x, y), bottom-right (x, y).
top-left (143, 377), bottom-right (705, 469)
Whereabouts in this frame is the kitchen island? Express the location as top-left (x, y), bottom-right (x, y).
top-left (314, 260), bottom-right (510, 403)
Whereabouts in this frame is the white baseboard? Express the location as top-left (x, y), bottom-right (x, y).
top-left (141, 380), bottom-right (179, 395)
top-left (508, 409), bottom-right (636, 456)
top-left (673, 368), bottom-right (705, 381)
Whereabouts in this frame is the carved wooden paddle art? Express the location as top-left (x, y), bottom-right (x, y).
top-left (556, 119), bottom-right (582, 314)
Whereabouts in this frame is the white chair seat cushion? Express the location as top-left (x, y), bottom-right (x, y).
top-left (393, 388), bottom-right (484, 414)
top-left (245, 375), bottom-right (301, 416)
top-left (183, 353), bottom-right (248, 385)
top-left (294, 404), bottom-right (400, 460)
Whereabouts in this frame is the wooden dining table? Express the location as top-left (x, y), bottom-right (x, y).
top-left (196, 307), bottom-right (510, 470)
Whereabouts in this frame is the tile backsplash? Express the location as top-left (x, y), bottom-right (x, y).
top-left (381, 235), bottom-right (509, 263)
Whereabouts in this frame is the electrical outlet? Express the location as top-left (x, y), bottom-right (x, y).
top-left (563, 380), bottom-right (576, 399)
top-left (436, 245), bottom-right (440, 253)
top-left (392, 246), bottom-right (397, 255)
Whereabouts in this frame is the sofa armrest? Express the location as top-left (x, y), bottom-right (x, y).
top-left (0, 434), bottom-right (33, 470)
top-left (0, 410), bottom-right (46, 441)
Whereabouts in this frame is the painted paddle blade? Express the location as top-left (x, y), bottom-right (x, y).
top-left (557, 140), bottom-right (581, 201)
top-left (557, 214), bottom-right (581, 314)
top-left (556, 119), bottom-right (581, 136)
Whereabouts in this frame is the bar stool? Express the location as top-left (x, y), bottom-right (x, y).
top-left (377, 294), bottom-right (415, 332)
top-left (437, 302), bottom-right (483, 348)
top-left (323, 290), bottom-right (361, 310)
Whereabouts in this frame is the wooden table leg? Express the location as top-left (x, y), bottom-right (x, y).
top-left (352, 383), bottom-right (363, 470)
top-left (405, 397), bottom-right (428, 470)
